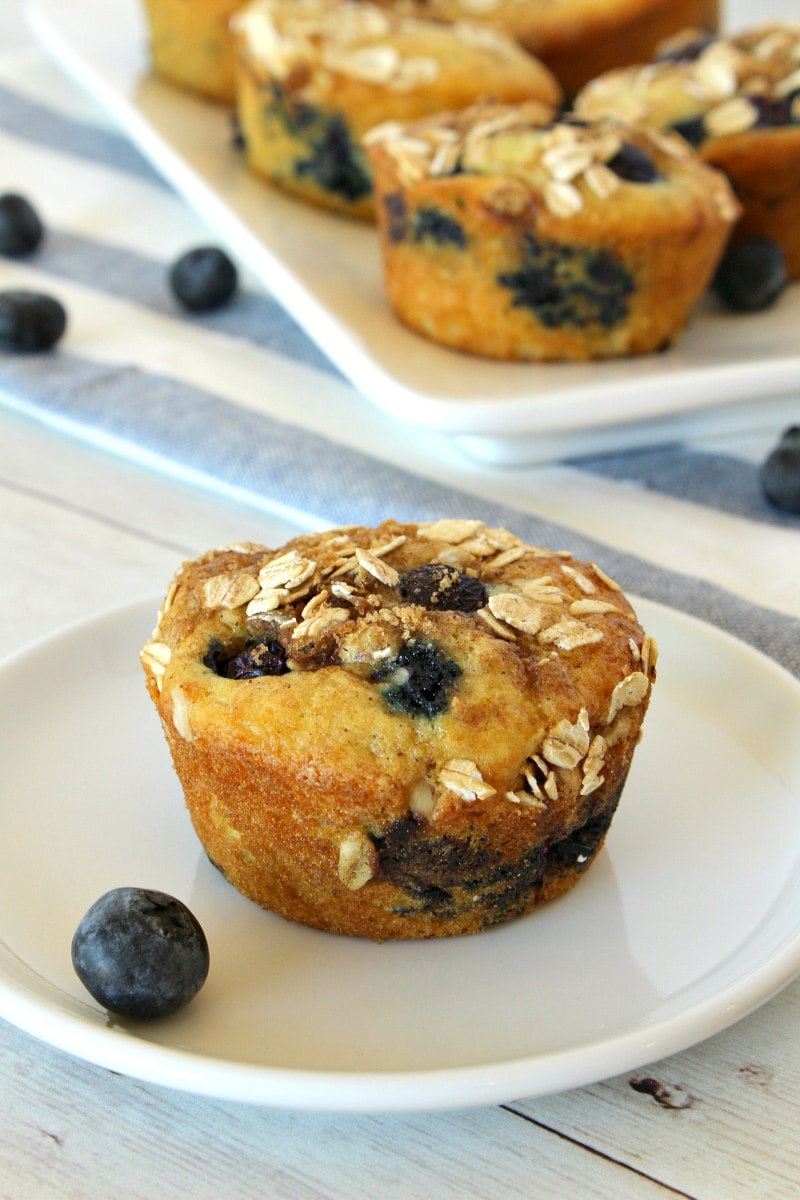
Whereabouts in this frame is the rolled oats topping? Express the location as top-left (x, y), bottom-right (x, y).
top-left (561, 564), bottom-right (597, 594)
top-left (542, 709), bottom-right (591, 770)
top-left (506, 787), bottom-right (547, 810)
top-left (641, 634), bottom-right (659, 679)
top-left (607, 670), bottom-right (650, 723)
top-left (580, 735), bottom-right (607, 796)
top-left (475, 605), bottom-right (518, 640)
top-left (171, 686), bottom-right (193, 743)
top-left (337, 830), bottom-right (378, 890)
top-left (418, 518), bottom-right (485, 544)
top-left (487, 591), bottom-right (547, 635)
top-left (519, 577), bottom-right (565, 606)
top-left (233, 0), bottom-right (536, 95)
top-left (368, 97), bottom-right (736, 220)
top-left (522, 753), bottom-right (559, 804)
top-left (439, 759), bottom-right (496, 802)
top-left (292, 605), bottom-right (350, 644)
top-left (258, 550), bottom-right (316, 592)
top-left (578, 22), bottom-right (800, 141)
top-left (355, 546), bottom-right (401, 587)
top-left (140, 640), bottom-right (171, 687)
top-left (569, 598), bottom-right (626, 616)
top-left (537, 618), bottom-right (605, 651)
top-left (202, 571), bottom-right (260, 611)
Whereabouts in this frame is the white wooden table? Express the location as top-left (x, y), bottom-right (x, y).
top-left (2, 1), bottom-right (799, 1195)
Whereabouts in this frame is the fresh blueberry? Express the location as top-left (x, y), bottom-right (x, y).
top-left (760, 426), bottom-right (800, 515)
top-left (71, 887), bottom-right (210, 1019)
top-left (373, 639), bottom-right (461, 718)
top-left (399, 562), bottom-right (486, 612)
top-left (169, 246), bottom-right (238, 312)
top-left (0, 193), bottom-right (44, 257)
top-left (0, 289), bottom-right (66, 352)
top-left (712, 238), bottom-right (788, 312)
top-left (607, 143), bottom-right (660, 184)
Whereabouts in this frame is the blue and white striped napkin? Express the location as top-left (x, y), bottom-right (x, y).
top-left (1, 48), bottom-right (798, 679)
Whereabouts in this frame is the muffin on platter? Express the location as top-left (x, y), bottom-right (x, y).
top-left (142, 0), bottom-right (243, 103)
top-left (140, 519), bottom-right (657, 941)
top-left (229, 0), bottom-right (562, 219)
top-left (378, 0), bottom-right (720, 97)
top-left (575, 22), bottom-right (800, 277)
top-left (365, 101), bottom-right (740, 360)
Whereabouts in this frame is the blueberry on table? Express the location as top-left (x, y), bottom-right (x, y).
top-left (71, 887), bottom-right (210, 1019)
top-left (712, 238), bottom-right (788, 312)
top-left (0, 289), bottom-right (66, 352)
top-left (0, 193), bottom-right (44, 257)
top-left (169, 246), bottom-right (238, 312)
top-left (760, 427), bottom-right (800, 515)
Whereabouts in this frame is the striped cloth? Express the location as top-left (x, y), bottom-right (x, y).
top-left (1, 48), bottom-right (799, 680)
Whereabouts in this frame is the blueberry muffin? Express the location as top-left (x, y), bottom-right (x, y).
top-left (229, 0), bottom-right (561, 219)
top-left (379, 0), bottom-right (720, 97)
top-left (575, 23), bottom-right (800, 278)
top-left (365, 102), bottom-right (739, 360)
top-left (140, 519), bottom-right (657, 941)
top-left (142, 0), bottom-right (243, 103)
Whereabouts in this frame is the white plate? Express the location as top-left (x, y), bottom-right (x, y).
top-left (1, 596), bottom-right (799, 1112)
top-left (26, 0), bottom-right (800, 462)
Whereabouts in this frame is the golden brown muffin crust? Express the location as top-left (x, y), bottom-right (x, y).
top-left (142, 521), bottom-right (657, 939)
top-left (365, 104), bottom-right (739, 359)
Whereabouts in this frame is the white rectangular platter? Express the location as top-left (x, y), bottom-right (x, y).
top-left (28, 0), bottom-right (800, 462)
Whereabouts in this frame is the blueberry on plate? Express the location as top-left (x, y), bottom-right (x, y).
top-left (0, 289), bottom-right (66, 352)
top-left (169, 245), bottom-right (238, 312)
top-left (0, 193), bottom-right (44, 257)
top-left (760, 426), bottom-right (800, 515)
top-left (71, 887), bottom-right (210, 1019)
top-left (712, 238), bottom-right (788, 312)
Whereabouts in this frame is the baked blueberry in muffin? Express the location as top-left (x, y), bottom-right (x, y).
top-left (141, 520), bottom-right (657, 940)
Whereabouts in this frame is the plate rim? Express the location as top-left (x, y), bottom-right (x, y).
top-left (0, 593), bottom-right (799, 1112)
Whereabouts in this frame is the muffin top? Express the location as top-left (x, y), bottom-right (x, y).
top-left (141, 520), bottom-right (656, 833)
top-left (365, 101), bottom-right (740, 223)
top-left (231, 0), bottom-right (561, 102)
top-left (575, 23), bottom-right (800, 147)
